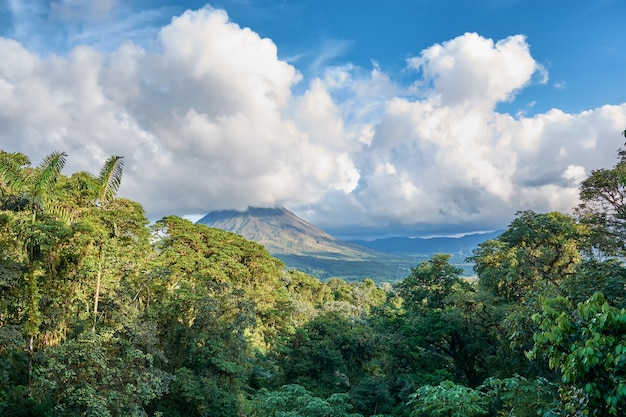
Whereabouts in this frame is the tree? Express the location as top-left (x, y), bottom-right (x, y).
top-left (90, 156), bottom-right (124, 330)
top-left (395, 254), bottom-right (465, 311)
top-left (249, 384), bottom-right (363, 417)
top-left (0, 151), bottom-right (71, 384)
top-left (150, 216), bottom-right (288, 349)
top-left (469, 211), bottom-right (581, 302)
top-left (35, 328), bottom-right (170, 416)
top-left (409, 376), bottom-right (558, 417)
top-left (148, 216), bottom-right (291, 416)
top-left (479, 376), bottom-right (558, 417)
top-left (0, 151), bottom-right (69, 219)
top-left (560, 259), bottom-right (626, 308)
top-left (279, 311), bottom-right (365, 398)
top-left (281, 269), bottom-right (334, 325)
top-left (528, 293), bottom-right (626, 416)
top-left (0, 150), bottom-right (163, 415)
top-left (409, 380), bottom-right (488, 417)
top-left (51, 157), bottom-right (151, 334)
top-left (575, 131), bottom-right (626, 258)
top-left (393, 255), bottom-right (502, 387)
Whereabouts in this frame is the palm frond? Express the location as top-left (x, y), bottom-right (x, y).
top-left (98, 156), bottom-right (124, 203)
top-left (0, 151), bottom-right (31, 192)
top-left (33, 151), bottom-right (67, 198)
top-left (0, 151), bottom-right (30, 170)
top-left (46, 201), bottom-right (78, 224)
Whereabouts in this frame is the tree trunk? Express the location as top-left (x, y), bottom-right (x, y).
top-left (93, 241), bottom-right (103, 331)
top-left (28, 336), bottom-right (33, 386)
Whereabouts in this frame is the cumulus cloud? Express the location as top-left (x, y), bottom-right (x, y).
top-left (303, 33), bottom-right (626, 236)
top-left (0, 7), bottom-right (362, 217)
top-left (0, 8), bottom-right (625, 237)
top-left (407, 33), bottom-right (544, 109)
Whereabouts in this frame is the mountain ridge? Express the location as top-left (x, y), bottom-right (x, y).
top-left (196, 207), bottom-right (498, 281)
top-left (349, 230), bottom-right (503, 256)
top-left (197, 207), bottom-right (375, 259)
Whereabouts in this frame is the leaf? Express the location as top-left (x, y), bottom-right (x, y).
top-left (97, 156), bottom-right (124, 204)
top-left (34, 151), bottom-right (67, 198)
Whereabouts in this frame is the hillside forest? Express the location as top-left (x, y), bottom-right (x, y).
top-left (2, 136), bottom-right (626, 417)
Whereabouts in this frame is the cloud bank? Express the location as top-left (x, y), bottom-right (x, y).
top-left (0, 6), bottom-right (624, 237)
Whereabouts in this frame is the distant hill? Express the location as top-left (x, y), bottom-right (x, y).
top-left (349, 230), bottom-right (503, 256)
top-left (196, 207), bottom-right (415, 282)
top-left (349, 231), bottom-right (502, 275)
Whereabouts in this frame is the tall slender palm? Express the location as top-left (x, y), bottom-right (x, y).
top-left (91, 156), bottom-right (124, 330)
top-left (0, 150), bottom-right (68, 384)
top-left (96, 155), bottom-right (124, 205)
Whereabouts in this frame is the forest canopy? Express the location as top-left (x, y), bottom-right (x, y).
top-left (1, 137), bottom-right (626, 416)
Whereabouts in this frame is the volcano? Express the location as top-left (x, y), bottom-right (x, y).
top-left (196, 207), bottom-right (414, 282)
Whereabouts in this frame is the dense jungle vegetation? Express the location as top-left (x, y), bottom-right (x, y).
top-left (2, 137), bottom-right (626, 417)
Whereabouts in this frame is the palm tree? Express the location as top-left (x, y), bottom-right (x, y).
top-left (0, 151), bottom-right (30, 200)
top-left (0, 151), bottom-right (67, 215)
top-left (90, 156), bottom-right (124, 330)
top-left (0, 150), bottom-right (68, 384)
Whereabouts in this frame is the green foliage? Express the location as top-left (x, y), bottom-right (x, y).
top-left (393, 255), bottom-right (499, 387)
top-left (35, 328), bottom-right (171, 416)
top-left (97, 156), bottom-right (124, 204)
top-left (148, 216), bottom-right (303, 415)
top-left (160, 366), bottom-right (244, 417)
top-left (409, 380), bottom-right (488, 417)
top-left (409, 376), bottom-right (559, 417)
top-left (4, 146), bottom-right (626, 417)
top-left (529, 293), bottom-right (626, 416)
top-left (479, 375), bottom-right (559, 417)
top-left (470, 211), bottom-right (581, 302)
top-left (279, 312), bottom-right (363, 397)
top-left (576, 140), bottom-right (626, 258)
top-left (395, 254), bottom-right (466, 311)
top-left (561, 260), bottom-right (626, 308)
top-left (250, 384), bottom-right (363, 417)
top-left (150, 215), bottom-right (288, 349)
top-left (350, 377), bottom-right (394, 416)
top-left (281, 270), bottom-right (333, 324)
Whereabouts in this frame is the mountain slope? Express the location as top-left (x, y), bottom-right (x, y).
top-left (196, 207), bottom-right (499, 281)
top-left (196, 207), bottom-right (414, 281)
top-left (197, 207), bottom-right (369, 259)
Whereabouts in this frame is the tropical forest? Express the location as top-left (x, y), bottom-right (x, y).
top-left (1, 137), bottom-right (626, 417)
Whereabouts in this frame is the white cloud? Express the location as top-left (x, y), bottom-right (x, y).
top-left (0, 10), bottom-right (625, 237)
top-left (0, 7), bottom-right (362, 218)
top-left (407, 33), bottom-right (541, 109)
top-left (563, 165), bottom-right (586, 184)
top-left (307, 33), bottom-right (626, 235)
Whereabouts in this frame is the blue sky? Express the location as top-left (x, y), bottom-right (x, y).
top-left (0, 0), bottom-right (625, 238)
top-left (217, 0), bottom-right (624, 113)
